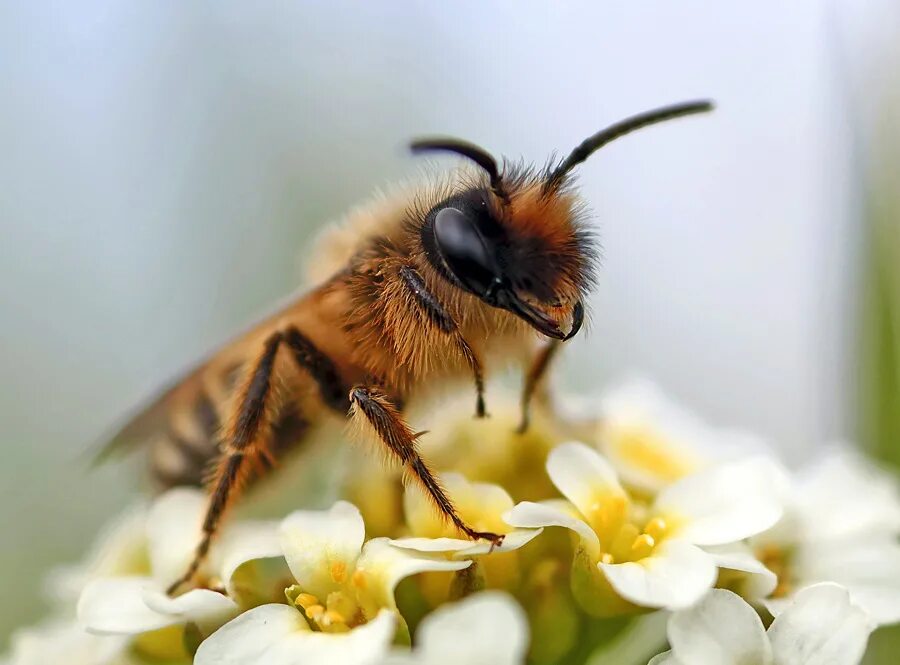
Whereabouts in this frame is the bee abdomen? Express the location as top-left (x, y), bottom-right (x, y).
top-left (150, 391), bottom-right (311, 490)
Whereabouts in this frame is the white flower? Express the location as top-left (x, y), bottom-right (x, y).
top-left (649, 584), bottom-right (874, 665)
top-left (2, 618), bottom-right (134, 665)
top-left (748, 448), bottom-right (900, 625)
top-left (379, 592), bottom-right (529, 665)
top-left (391, 472), bottom-right (541, 558)
top-left (77, 488), bottom-right (284, 640)
top-left (44, 502), bottom-right (150, 607)
top-left (505, 442), bottom-right (783, 612)
top-left (194, 501), bottom-right (471, 665)
top-left (593, 377), bottom-right (767, 495)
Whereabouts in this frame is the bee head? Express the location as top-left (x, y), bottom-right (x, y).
top-left (412, 100), bottom-right (713, 341)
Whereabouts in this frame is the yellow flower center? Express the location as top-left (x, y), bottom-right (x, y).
top-left (604, 425), bottom-right (698, 483)
top-left (287, 583), bottom-right (366, 633)
top-left (591, 508), bottom-right (673, 565)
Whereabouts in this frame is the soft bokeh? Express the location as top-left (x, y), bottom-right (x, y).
top-left (2, 0), bottom-right (898, 656)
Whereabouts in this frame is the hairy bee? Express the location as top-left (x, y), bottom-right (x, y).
top-left (99, 100), bottom-right (713, 593)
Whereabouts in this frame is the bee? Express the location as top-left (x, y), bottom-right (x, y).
top-left (98, 100), bottom-right (713, 594)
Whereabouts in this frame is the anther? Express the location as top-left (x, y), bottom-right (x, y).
top-left (295, 593), bottom-right (319, 610)
top-left (630, 533), bottom-right (656, 560)
top-left (644, 517), bottom-right (668, 541)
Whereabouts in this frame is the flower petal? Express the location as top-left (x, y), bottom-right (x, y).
top-left (600, 540), bottom-right (717, 610)
top-left (355, 538), bottom-right (471, 613)
top-left (387, 537), bottom-right (474, 554)
top-left (215, 520), bottom-right (287, 600)
top-left (503, 501), bottom-right (600, 559)
top-left (655, 456), bottom-right (785, 546)
top-left (546, 442), bottom-right (626, 519)
top-left (787, 540), bottom-right (900, 626)
top-left (145, 488), bottom-right (208, 586)
top-left (667, 588), bottom-right (772, 664)
top-left (647, 652), bottom-right (683, 665)
top-left (141, 587), bottom-right (240, 635)
top-left (279, 501), bottom-right (365, 600)
top-left (195, 604), bottom-right (396, 665)
top-left (597, 377), bottom-right (712, 492)
top-left (385, 592), bottom-right (528, 665)
top-left (704, 543), bottom-right (778, 599)
top-left (194, 603), bottom-right (309, 665)
top-left (453, 528), bottom-right (543, 557)
top-left (768, 583), bottom-right (874, 665)
top-left (794, 448), bottom-right (900, 541)
top-left (78, 576), bottom-right (232, 636)
top-left (6, 618), bottom-right (130, 665)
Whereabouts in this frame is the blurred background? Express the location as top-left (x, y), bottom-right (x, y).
top-left (1, 0), bottom-right (899, 659)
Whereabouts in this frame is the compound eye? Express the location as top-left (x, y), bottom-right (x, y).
top-left (433, 206), bottom-right (499, 296)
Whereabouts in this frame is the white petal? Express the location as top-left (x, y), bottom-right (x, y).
top-left (704, 543), bottom-right (778, 599)
top-left (195, 604), bottom-right (397, 665)
top-left (793, 540), bottom-right (900, 625)
top-left (355, 539), bottom-right (470, 612)
top-left (655, 456), bottom-right (785, 546)
top-left (600, 540), bottom-right (717, 610)
top-left (597, 377), bottom-right (711, 492)
top-left (215, 520), bottom-right (286, 597)
top-left (48, 501), bottom-right (150, 602)
top-left (388, 537), bottom-right (474, 553)
top-left (141, 587), bottom-right (240, 635)
top-left (546, 442), bottom-right (626, 518)
top-left (401, 592), bottom-right (529, 665)
top-left (453, 529), bottom-right (543, 557)
top-left (145, 488), bottom-right (208, 585)
top-left (667, 588), bottom-right (772, 664)
top-left (794, 448), bottom-right (900, 541)
top-left (78, 576), bottom-right (238, 636)
top-left (194, 604), bottom-right (309, 665)
top-left (392, 529), bottom-right (542, 559)
top-left (647, 652), bottom-right (682, 665)
top-left (78, 577), bottom-right (169, 635)
top-left (503, 501), bottom-right (600, 559)
top-left (6, 618), bottom-right (130, 665)
top-left (279, 501), bottom-right (365, 600)
top-left (768, 583), bottom-right (874, 665)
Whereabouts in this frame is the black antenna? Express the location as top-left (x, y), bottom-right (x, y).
top-left (411, 137), bottom-right (508, 201)
top-left (545, 100), bottom-right (714, 191)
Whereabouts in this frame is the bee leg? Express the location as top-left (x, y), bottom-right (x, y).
top-left (516, 340), bottom-right (561, 434)
top-left (398, 266), bottom-right (487, 417)
top-left (167, 332), bottom-right (285, 595)
top-left (348, 385), bottom-right (504, 546)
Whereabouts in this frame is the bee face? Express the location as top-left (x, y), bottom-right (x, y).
top-left (421, 185), bottom-right (591, 340)
top-left (411, 99), bottom-right (713, 341)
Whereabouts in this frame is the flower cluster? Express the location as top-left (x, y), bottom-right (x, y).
top-left (4, 377), bottom-right (899, 664)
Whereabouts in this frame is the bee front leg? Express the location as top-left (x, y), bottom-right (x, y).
top-left (516, 340), bottom-right (561, 434)
top-left (398, 266), bottom-right (487, 418)
top-left (348, 385), bottom-right (504, 547)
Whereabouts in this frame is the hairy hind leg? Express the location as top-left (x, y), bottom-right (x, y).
top-left (166, 332), bottom-right (286, 595)
top-left (348, 385), bottom-right (503, 545)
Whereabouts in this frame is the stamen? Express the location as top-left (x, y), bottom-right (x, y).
top-left (295, 593), bottom-right (319, 610)
top-left (324, 610), bottom-right (345, 625)
top-left (305, 604), bottom-right (325, 621)
top-left (630, 534), bottom-right (656, 560)
top-left (600, 552), bottom-right (615, 565)
top-left (351, 570), bottom-right (367, 589)
top-left (644, 517), bottom-right (668, 541)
